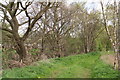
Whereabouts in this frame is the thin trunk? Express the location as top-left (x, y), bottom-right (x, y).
top-left (117, 46), bottom-right (120, 71)
top-left (84, 43), bottom-right (88, 53)
top-left (41, 37), bottom-right (44, 53)
top-left (56, 35), bottom-right (61, 57)
top-left (117, 1), bottom-right (120, 70)
top-left (100, 1), bottom-right (119, 69)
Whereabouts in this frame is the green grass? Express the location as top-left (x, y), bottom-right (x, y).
top-left (2, 51), bottom-right (119, 78)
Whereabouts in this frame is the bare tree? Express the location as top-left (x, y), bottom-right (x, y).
top-left (36, 3), bottom-right (75, 57)
top-left (0, 0), bottom-right (51, 61)
top-left (100, 0), bottom-right (120, 70)
top-left (70, 3), bottom-right (102, 53)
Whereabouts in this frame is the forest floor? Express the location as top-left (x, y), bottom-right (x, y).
top-left (2, 51), bottom-right (119, 78)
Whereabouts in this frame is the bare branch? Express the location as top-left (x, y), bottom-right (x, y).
top-left (0, 3), bottom-right (7, 9)
top-left (22, 2), bottom-right (51, 41)
top-left (0, 27), bottom-right (13, 34)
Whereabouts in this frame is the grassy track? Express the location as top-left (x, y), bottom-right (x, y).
top-left (3, 51), bottom-right (119, 78)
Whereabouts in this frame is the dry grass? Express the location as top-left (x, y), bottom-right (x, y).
top-left (100, 53), bottom-right (118, 69)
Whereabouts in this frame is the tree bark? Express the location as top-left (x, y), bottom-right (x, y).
top-left (84, 43), bottom-right (88, 53)
top-left (14, 37), bottom-right (26, 61)
top-left (41, 37), bottom-right (44, 53)
top-left (118, 51), bottom-right (120, 70)
top-left (117, 1), bottom-right (120, 70)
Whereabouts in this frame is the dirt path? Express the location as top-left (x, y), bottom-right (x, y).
top-left (100, 54), bottom-right (115, 66)
top-left (50, 65), bottom-right (90, 78)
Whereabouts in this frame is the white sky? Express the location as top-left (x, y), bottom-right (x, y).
top-left (67, 0), bottom-right (120, 10)
top-left (1, 0), bottom-right (119, 10)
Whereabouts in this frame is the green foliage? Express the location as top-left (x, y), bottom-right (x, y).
top-left (91, 60), bottom-right (118, 78)
top-left (30, 49), bottom-right (39, 52)
top-left (96, 30), bottom-right (112, 51)
top-left (2, 49), bottom-right (17, 69)
top-left (29, 49), bottom-right (39, 55)
top-left (2, 51), bottom-right (119, 78)
top-left (2, 49), bottom-right (16, 61)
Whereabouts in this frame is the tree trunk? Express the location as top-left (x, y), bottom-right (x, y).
top-left (84, 44), bottom-right (88, 53)
top-left (100, 1), bottom-right (120, 70)
top-left (118, 50), bottom-right (120, 70)
top-left (41, 37), bottom-right (44, 53)
top-left (117, 1), bottom-right (120, 70)
top-left (117, 15), bottom-right (120, 70)
top-left (15, 39), bottom-right (27, 61)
